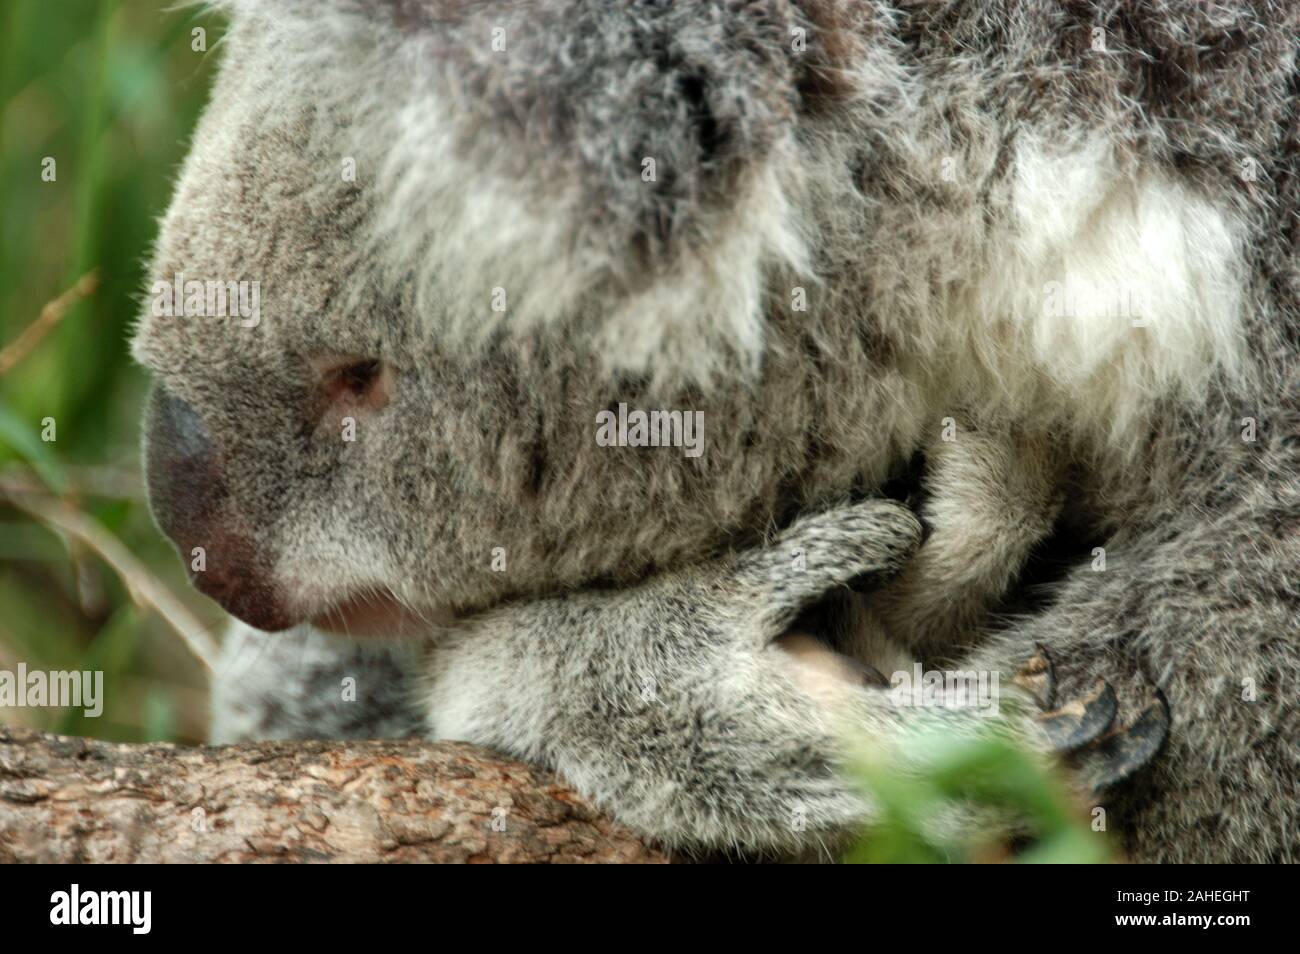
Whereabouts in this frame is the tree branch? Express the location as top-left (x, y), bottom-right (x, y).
top-left (3, 493), bottom-right (220, 671)
top-left (0, 728), bottom-right (667, 863)
top-left (0, 271), bottom-right (99, 376)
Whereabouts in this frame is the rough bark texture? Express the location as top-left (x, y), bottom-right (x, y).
top-left (0, 727), bottom-right (667, 863)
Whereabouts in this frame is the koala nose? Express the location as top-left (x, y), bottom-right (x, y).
top-left (145, 386), bottom-right (224, 540)
top-left (144, 385), bottom-right (293, 631)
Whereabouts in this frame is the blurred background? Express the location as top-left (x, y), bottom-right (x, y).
top-left (0, 1), bottom-right (228, 743)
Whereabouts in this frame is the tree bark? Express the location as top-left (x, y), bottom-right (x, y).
top-left (0, 727), bottom-right (667, 863)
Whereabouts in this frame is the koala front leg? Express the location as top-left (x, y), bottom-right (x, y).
top-left (862, 422), bottom-right (1065, 660)
top-left (422, 500), bottom-right (1044, 853)
top-left (210, 622), bottom-right (425, 743)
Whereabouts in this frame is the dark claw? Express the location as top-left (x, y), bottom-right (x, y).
top-left (850, 660), bottom-right (890, 689)
top-left (1018, 649), bottom-right (1170, 790)
top-left (1013, 644), bottom-right (1055, 709)
top-left (1079, 691), bottom-right (1171, 792)
top-left (846, 566), bottom-right (907, 594)
top-left (1037, 679), bottom-right (1117, 752)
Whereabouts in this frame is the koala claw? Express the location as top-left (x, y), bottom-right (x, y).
top-left (1012, 643), bottom-right (1055, 709)
top-left (1018, 647), bottom-right (1170, 793)
top-left (849, 658), bottom-right (891, 689)
top-left (1037, 678), bottom-right (1118, 751)
top-left (1078, 691), bottom-right (1171, 792)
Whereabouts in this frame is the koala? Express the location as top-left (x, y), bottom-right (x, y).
top-left (138, 0), bottom-right (1298, 862)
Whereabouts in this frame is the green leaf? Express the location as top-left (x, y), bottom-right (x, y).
top-left (142, 687), bottom-right (175, 743)
top-left (0, 400), bottom-right (66, 492)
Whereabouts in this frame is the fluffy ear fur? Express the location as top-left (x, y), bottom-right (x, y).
top-left (216, 0), bottom-right (877, 383)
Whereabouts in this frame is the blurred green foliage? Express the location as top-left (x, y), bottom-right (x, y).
top-left (0, 1), bottom-right (228, 743)
top-left (846, 720), bottom-right (1113, 863)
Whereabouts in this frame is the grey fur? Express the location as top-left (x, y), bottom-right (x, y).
top-left (141, 1), bottom-right (1297, 861)
top-left (210, 625), bottom-right (424, 743)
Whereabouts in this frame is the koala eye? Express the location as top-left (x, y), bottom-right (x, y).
top-left (313, 356), bottom-right (393, 414)
top-left (337, 359), bottom-right (381, 395)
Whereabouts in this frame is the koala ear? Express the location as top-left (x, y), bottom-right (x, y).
top-left (331, 0), bottom-right (861, 386)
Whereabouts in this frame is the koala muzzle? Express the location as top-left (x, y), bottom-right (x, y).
top-left (144, 385), bottom-right (294, 631)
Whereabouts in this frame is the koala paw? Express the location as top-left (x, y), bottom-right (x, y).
top-left (1015, 645), bottom-right (1170, 793)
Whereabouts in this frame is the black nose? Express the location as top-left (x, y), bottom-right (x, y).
top-left (145, 386), bottom-right (225, 544)
top-left (144, 385), bottom-right (293, 631)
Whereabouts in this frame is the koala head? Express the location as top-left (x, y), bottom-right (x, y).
top-left (133, 0), bottom-right (876, 633)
